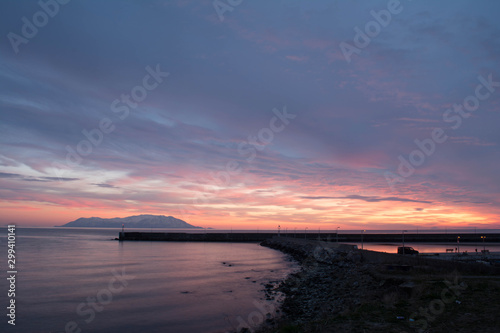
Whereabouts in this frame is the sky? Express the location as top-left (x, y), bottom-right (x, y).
top-left (1, 0), bottom-right (499, 230)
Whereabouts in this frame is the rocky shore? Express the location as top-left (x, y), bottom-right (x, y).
top-left (246, 237), bottom-right (500, 333)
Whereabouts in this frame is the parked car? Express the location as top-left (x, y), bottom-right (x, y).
top-left (397, 246), bottom-right (419, 255)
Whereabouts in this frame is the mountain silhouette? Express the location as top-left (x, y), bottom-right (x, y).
top-left (57, 214), bottom-right (201, 228)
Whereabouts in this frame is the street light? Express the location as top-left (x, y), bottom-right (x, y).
top-left (402, 230), bottom-right (408, 256)
top-left (481, 236), bottom-right (486, 253)
top-left (361, 230), bottom-right (365, 250)
top-left (336, 227), bottom-right (340, 243)
top-left (457, 236), bottom-right (460, 254)
top-left (278, 225), bottom-right (281, 237)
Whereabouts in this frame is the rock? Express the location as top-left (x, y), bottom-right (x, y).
top-left (346, 251), bottom-right (362, 263)
top-left (399, 281), bottom-right (416, 289)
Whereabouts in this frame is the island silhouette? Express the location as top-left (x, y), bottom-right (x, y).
top-left (57, 214), bottom-right (202, 229)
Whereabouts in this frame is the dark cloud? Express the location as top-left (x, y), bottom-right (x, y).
top-left (93, 183), bottom-right (117, 188)
top-left (452, 200), bottom-right (489, 205)
top-left (0, 172), bottom-right (78, 182)
top-left (0, 172), bottom-right (18, 178)
top-left (301, 195), bottom-right (432, 204)
top-left (41, 177), bottom-right (79, 182)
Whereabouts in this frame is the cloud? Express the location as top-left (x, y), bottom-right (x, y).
top-left (300, 195), bottom-right (432, 204)
top-left (0, 172), bottom-right (18, 178)
top-left (452, 200), bottom-right (489, 205)
top-left (1, 0), bottom-right (500, 227)
top-left (0, 172), bottom-right (78, 182)
top-left (93, 183), bottom-right (118, 188)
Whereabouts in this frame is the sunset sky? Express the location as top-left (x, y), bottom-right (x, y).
top-left (1, 0), bottom-right (499, 229)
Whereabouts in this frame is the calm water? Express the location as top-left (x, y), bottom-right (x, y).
top-left (0, 228), bottom-right (298, 333)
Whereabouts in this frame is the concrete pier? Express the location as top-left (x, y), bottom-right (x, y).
top-left (118, 232), bottom-right (500, 243)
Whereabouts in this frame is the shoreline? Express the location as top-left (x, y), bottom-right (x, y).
top-left (250, 237), bottom-right (500, 333)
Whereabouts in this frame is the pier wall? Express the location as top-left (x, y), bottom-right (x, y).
top-left (118, 232), bottom-right (500, 243)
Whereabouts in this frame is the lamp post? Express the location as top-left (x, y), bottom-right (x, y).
top-left (278, 225), bottom-right (281, 237)
top-left (336, 227), bottom-right (340, 243)
top-left (457, 236), bottom-right (460, 254)
top-left (361, 230), bottom-right (365, 250)
top-left (481, 236), bottom-right (486, 254)
top-left (305, 227), bottom-right (308, 239)
top-left (402, 230), bottom-right (407, 256)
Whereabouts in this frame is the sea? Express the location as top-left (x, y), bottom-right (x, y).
top-left (0, 228), bottom-right (299, 333)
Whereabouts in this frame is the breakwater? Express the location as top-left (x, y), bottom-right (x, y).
top-left (117, 231), bottom-right (500, 243)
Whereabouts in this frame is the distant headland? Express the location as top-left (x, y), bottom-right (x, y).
top-left (56, 214), bottom-right (203, 229)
